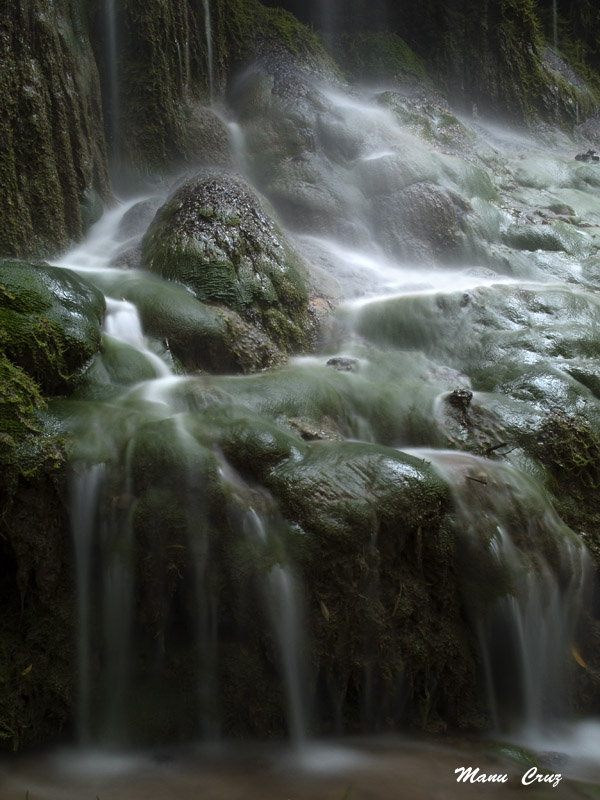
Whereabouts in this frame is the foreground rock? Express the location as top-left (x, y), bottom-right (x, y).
top-left (0, 260), bottom-right (105, 749)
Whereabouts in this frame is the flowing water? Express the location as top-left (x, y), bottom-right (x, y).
top-left (105, 0), bottom-right (120, 168)
top-left (33, 40), bottom-right (600, 793)
top-left (202, 0), bottom-right (215, 101)
top-left (413, 450), bottom-right (590, 735)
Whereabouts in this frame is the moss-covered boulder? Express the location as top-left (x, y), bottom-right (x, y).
top-left (96, 270), bottom-right (283, 373)
top-left (0, 259), bottom-right (100, 750)
top-left (0, 260), bottom-right (105, 394)
top-left (0, 259), bottom-right (106, 750)
top-left (259, 439), bottom-right (479, 731)
top-left (141, 172), bottom-right (311, 353)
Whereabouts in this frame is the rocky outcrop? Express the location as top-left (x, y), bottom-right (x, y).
top-left (0, 0), bottom-right (109, 258)
top-left (0, 259), bottom-right (105, 749)
top-left (142, 171), bottom-right (312, 354)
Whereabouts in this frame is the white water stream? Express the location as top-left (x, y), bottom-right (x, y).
top-left (202, 0), bottom-right (215, 101)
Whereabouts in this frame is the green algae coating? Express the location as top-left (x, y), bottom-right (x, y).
top-left (321, 31), bottom-right (428, 84)
top-left (0, 0), bottom-right (109, 258)
top-left (0, 260), bottom-right (105, 393)
top-left (142, 172), bottom-right (310, 354)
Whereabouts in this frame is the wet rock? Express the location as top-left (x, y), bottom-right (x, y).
top-left (0, 260), bottom-right (105, 394)
top-left (261, 440), bottom-right (479, 730)
top-left (326, 356), bottom-right (358, 371)
top-left (446, 388), bottom-right (473, 410)
top-left (141, 171), bottom-right (311, 353)
top-left (98, 272), bottom-right (284, 374)
top-left (182, 104), bottom-right (233, 168)
top-left (575, 149), bottom-right (599, 162)
top-left (372, 182), bottom-right (468, 263)
top-left (288, 416), bottom-right (343, 440)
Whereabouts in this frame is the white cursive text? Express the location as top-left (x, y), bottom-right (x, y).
top-left (522, 766), bottom-right (562, 788)
top-left (455, 767), bottom-right (508, 783)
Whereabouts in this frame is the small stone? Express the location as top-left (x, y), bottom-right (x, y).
top-left (446, 388), bottom-right (473, 410)
top-left (326, 357), bottom-right (358, 372)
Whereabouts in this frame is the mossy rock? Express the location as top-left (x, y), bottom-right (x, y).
top-left (351, 284), bottom-right (600, 386)
top-left (0, 354), bottom-right (46, 456)
top-left (141, 171), bottom-right (310, 352)
top-left (503, 220), bottom-right (593, 256)
top-left (259, 440), bottom-right (479, 731)
top-left (0, 260), bottom-right (105, 393)
top-left (96, 270), bottom-right (284, 373)
top-left (0, 0), bottom-right (109, 258)
top-left (321, 30), bottom-right (428, 85)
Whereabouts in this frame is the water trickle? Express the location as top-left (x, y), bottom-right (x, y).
top-left (103, 298), bottom-right (171, 379)
top-left (202, 0), bottom-right (214, 101)
top-left (70, 464), bottom-right (105, 743)
top-left (245, 509), bottom-right (310, 744)
top-left (105, 0), bottom-right (120, 167)
top-left (419, 450), bottom-right (590, 735)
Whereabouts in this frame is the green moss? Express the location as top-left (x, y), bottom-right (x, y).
top-left (538, 411), bottom-right (600, 494)
top-left (321, 31), bottom-right (428, 84)
top-left (0, 260), bottom-right (104, 393)
top-left (0, 355), bottom-right (45, 454)
top-left (0, 0), bottom-right (109, 258)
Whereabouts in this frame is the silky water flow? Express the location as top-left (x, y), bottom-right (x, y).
top-left (42, 62), bottom-right (600, 791)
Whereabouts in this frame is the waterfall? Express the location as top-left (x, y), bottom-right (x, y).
top-left (421, 450), bottom-right (590, 735)
top-left (42, 29), bottom-right (600, 755)
top-left (245, 509), bottom-right (310, 744)
top-left (105, 0), bottom-right (120, 167)
top-left (70, 464), bottom-right (105, 743)
top-left (202, 0), bottom-right (214, 101)
top-left (101, 441), bottom-right (137, 743)
top-left (53, 200), bottom-right (314, 745)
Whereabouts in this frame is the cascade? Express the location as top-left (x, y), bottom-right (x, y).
top-left (417, 451), bottom-right (590, 735)
top-left (35, 23), bottom-right (600, 771)
top-left (244, 508), bottom-right (310, 744)
top-left (53, 200), bottom-right (313, 745)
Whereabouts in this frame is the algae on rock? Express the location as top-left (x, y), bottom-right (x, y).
top-left (142, 171), bottom-right (311, 354)
top-left (0, 0), bottom-right (109, 258)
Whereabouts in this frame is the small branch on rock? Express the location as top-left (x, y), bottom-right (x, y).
top-left (466, 475), bottom-right (487, 485)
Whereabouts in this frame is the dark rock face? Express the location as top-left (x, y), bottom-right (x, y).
top-left (373, 182), bottom-right (467, 263)
top-left (0, 260), bottom-right (106, 750)
top-left (142, 171), bottom-right (311, 353)
top-left (0, 0), bottom-right (109, 258)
